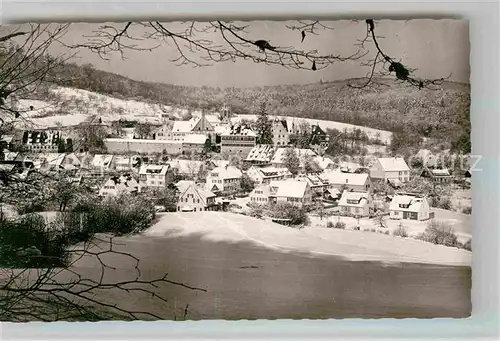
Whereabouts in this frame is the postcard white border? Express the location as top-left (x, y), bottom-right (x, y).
top-left (0, 0), bottom-right (498, 340)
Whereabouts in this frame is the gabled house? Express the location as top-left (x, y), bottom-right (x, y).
top-left (338, 190), bottom-right (374, 217)
top-left (244, 144), bottom-right (276, 165)
top-left (249, 184), bottom-right (275, 205)
top-left (313, 156), bottom-right (337, 171)
top-left (389, 194), bottom-right (431, 221)
top-left (112, 155), bottom-right (135, 172)
top-left (62, 152), bottom-right (82, 168)
top-left (91, 154), bottom-right (114, 171)
top-left (370, 157), bottom-right (411, 184)
top-left (182, 134), bottom-right (208, 155)
top-left (20, 130), bottom-right (65, 152)
top-left (207, 159), bottom-right (230, 170)
top-left (176, 183), bottom-right (217, 212)
top-left (205, 165), bottom-right (243, 194)
top-left (154, 123), bottom-right (174, 140)
top-left (220, 124), bottom-right (257, 157)
top-left (246, 165), bottom-right (292, 185)
top-left (271, 119), bottom-right (290, 147)
top-left (39, 153), bottom-right (66, 173)
top-left (138, 164), bottom-right (172, 192)
top-left (309, 125), bottom-right (330, 155)
top-left (270, 147), bottom-right (317, 170)
top-left (99, 174), bottom-right (139, 197)
top-left (268, 179), bottom-right (313, 207)
top-left (171, 112), bottom-right (216, 144)
top-left (296, 173), bottom-right (329, 197)
top-left (420, 167), bottom-right (453, 183)
top-left (0, 160), bottom-right (32, 181)
top-left (320, 170), bottom-right (372, 193)
top-left (414, 149), bottom-right (439, 168)
top-left (339, 161), bottom-right (363, 173)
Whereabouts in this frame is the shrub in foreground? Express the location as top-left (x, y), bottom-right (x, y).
top-left (416, 220), bottom-right (458, 247)
top-left (268, 202), bottom-right (310, 226)
top-left (392, 224), bottom-right (409, 238)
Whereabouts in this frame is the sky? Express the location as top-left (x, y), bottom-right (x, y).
top-left (12, 19), bottom-right (471, 88)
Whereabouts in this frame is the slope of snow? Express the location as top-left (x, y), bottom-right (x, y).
top-left (146, 212), bottom-right (471, 267)
top-left (13, 86), bottom-right (392, 143)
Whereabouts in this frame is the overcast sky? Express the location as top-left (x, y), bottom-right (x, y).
top-left (39, 19), bottom-right (470, 87)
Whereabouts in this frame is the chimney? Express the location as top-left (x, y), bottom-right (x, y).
top-left (201, 110), bottom-right (206, 131)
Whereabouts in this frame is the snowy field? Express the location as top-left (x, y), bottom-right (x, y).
top-left (145, 212), bottom-right (471, 267)
top-left (13, 86), bottom-right (392, 144)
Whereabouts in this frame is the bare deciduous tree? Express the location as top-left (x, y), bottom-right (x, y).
top-left (62, 20), bottom-right (450, 89)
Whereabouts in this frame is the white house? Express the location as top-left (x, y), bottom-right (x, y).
top-left (138, 164), bottom-right (172, 192)
top-left (205, 165), bottom-right (243, 194)
top-left (270, 148), bottom-right (317, 170)
top-left (220, 124), bottom-right (257, 157)
top-left (269, 179), bottom-right (313, 207)
top-left (338, 190), bottom-right (374, 217)
top-left (177, 183), bottom-right (217, 212)
top-left (249, 184), bottom-right (274, 205)
top-left (313, 156), bottom-right (337, 171)
top-left (182, 134), bottom-right (208, 155)
top-left (99, 175), bottom-right (139, 197)
top-left (244, 144), bottom-right (276, 165)
top-left (246, 165), bottom-right (292, 185)
top-left (295, 173), bottom-right (329, 196)
top-left (154, 124), bottom-right (174, 140)
top-left (370, 157), bottom-right (411, 183)
top-left (415, 149), bottom-right (439, 168)
top-left (113, 155), bottom-right (136, 172)
top-left (320, 170), bottom-right (372, 193)
top-left (271, 119), bottom-right (290, 147)
top-left (420, 167), bottom-right (453, 183)
top-left (389, 194), bottom-right (431, 221)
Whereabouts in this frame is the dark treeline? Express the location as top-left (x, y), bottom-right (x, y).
top-left (37, 62), bottom-right (471, 153)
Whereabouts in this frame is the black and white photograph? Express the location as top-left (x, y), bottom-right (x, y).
top-left (0, 18), bottom-right (472, 321)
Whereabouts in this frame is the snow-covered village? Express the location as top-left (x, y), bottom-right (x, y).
top-left (0, 19), bottom-right (472, 321)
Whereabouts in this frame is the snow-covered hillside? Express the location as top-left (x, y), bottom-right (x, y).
top-left (13, 86), bottom-right (392, 144)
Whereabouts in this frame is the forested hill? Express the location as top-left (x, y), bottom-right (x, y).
top-left (41, 62), bottom-right (470, 151)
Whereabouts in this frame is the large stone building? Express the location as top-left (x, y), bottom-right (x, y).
top-left (220, 123), bottom-right (257, 157)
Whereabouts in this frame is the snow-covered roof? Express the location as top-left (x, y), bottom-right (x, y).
top-left (210, 160), bottom-right (230, 168)
top-left (3, 152), bottom-right (19, 161)
top-left (313, 156), bottom-right (336, 170)
top-left (377, 157), bottom-right (410, 172)
top-left (182, 134), bottom-right (207, 144)
top-left (209, 165), bottom-right (242, 179)
top-left (1, 135), bottom-right (14, 144)
top-left (179, 183), bottom-right (216, 205)
top-left (221, 124), bottom-right (257, 137)
top-left (92, 154), bottom-right (114, 168)
top-left (339, 161), bottom-right (362, 173)
top-left (175, 180), bottom-right (196, 194)
top-left (429, 168), bottom-right (452, 176)
top-left (389, 194), bottom-right (427, 213)
top-left (245, 144), bottom-right (276, 162)
top-left (338, 190), bottom-right (370, 207)
top-left (270, 179), bottom-right (308, 198)
top-left (114, 155), bottom-right (133, 165)
top-left (139, 164), bottom-right (169, 175)
top-left (320, 170), bottom-right (369, 186)
top-left (297, 174), bottom-right (327, 187)
top-left (172, 120), bottom-right (194, 133)
top-left (270, 148), bottom-right (317, 165)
